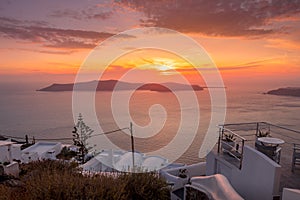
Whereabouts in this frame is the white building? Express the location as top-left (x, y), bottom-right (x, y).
top-left (82, 149), bottom-right (169, 172)
top-left (21, 141), bottom-right (62, 163)
top-left (160, 122), bottom-right (300, 200)
top-left (0, 141), bottom-right (20, 177)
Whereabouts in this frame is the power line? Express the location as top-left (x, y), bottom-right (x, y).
top-left (0, 127), bottom-right (129, 142)
top-left (90, 127), bottom-right (129, 138)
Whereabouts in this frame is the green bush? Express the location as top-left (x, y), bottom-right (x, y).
top-left (0, 160), bottom-right (170, 200)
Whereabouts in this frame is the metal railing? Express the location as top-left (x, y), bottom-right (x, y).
top-left (217, 121), bottom-right (300, 169)
top-left (217, 125), bottom-right (246, 169)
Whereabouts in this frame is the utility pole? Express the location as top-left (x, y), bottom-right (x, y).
top-left (130, 122), bottom-right (135, 172)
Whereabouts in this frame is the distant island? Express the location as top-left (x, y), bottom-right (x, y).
top-left (37, 80), bottom-right (203, 92)
top-left (267, 87), bottom-right (300, 97)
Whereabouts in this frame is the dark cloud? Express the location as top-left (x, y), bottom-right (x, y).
top-left (50, 9), bottom-right (84, 20)
top-left (29, 26), bottom-right (113, 40)
top-left (172, 65), bottom-right (259, 72)
top-left (44, 38), bottom-right (97, 49)
top-left (118, 0), bottom-right (300, 37)
top-left (50, 7), bottom-right (112, 20)
top-left (218, 65), bottom-right (259, 71)
top-left (36, 49), bottom-right (75, 55)
top-left (0, 16), bottom-right (50, 27)
top-left (10, 48), bottom-right (76, 55)
top-left (0, 16), bottom-right (21, 24)
top-left (0, 17), bottom-right (114, 49)
top-left (90, 12), bottom-right (112, 20)
top-left (222, 58), bottom-right (274, 70)
top-left (166, 58), bottom-right (274, 73)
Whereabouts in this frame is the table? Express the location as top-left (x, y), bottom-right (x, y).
top-left (257, 137), bottom-right (285, 146)
top-left (256, 137), bottom-right (284, 164)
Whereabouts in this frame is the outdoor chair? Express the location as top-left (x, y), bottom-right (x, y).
top-left (255, 140), bottom-right (281, 164)
top-left (292, 143), bottom-right (300, 172)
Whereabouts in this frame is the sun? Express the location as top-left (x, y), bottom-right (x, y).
top-left (152, 58), bottom-right (177, 72)
top-left (157, 64), bottom-right (174, 71)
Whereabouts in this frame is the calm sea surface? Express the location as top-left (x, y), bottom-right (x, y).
top-left (1, 83), bottom-right (300, 164)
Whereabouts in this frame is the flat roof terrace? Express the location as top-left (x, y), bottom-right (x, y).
top-left (218, 122), bottom-right (300, 192)
top-left (22, 142), bottom-right (61, 156)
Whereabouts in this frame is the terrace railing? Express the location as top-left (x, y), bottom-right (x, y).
top-left (218, 121), bottom-right (300, 170)
top-left (218, 125), bottom-right (246, 169)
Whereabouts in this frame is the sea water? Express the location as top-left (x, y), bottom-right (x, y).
top-left (0, 83), bottom-right (300, 164)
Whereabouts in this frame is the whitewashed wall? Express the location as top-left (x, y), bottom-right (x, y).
top-left (282, 188), bottom-right (300, 200)
top-left (206, 146), bottom-right (281, 200)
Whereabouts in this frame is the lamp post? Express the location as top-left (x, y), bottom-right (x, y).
top-left (130, 122), bottom-right (135, 172)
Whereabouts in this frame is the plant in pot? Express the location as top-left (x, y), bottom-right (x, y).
top-left (257, 129), bottom-right (271, 138)
top-left (255, 129), bottom-right (271, 146)
top-left (178, 168), bottom-right (188, 178)
top-left (222, 133), bottom-right (236, 151)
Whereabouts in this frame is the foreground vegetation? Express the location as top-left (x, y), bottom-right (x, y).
top-left (0, 160), bottom-right (170, 200)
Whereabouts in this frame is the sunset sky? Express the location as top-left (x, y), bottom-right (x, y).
top-left (1, 0), bottom-right (300, 88)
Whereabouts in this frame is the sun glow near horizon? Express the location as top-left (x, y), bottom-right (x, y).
top-left (0, 1), bottom-right (299, 87)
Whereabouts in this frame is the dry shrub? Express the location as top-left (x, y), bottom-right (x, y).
top-left (1, 160), bottom-right (170, 200)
